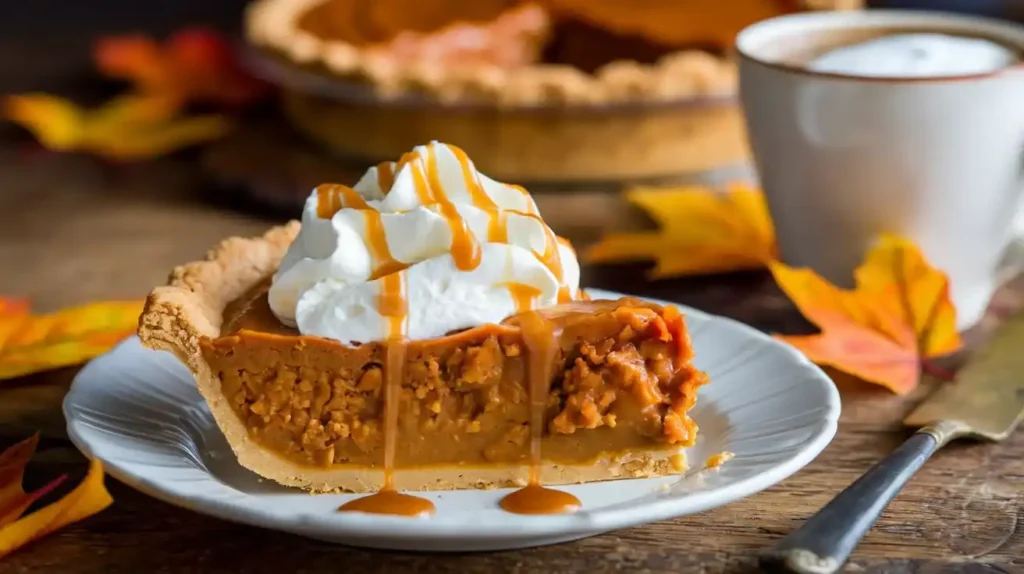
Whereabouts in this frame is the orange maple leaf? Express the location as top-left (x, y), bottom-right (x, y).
top-left (583, 183), bottom-right (777, 278)
top-left (94, 28), bottom-right (269, 107)
top-left (0, 297), bottom-right (143, 380)
top-left (0, 435), bottom-right (113, 559)
top-left (3, 93), bottom-right (231, 160)
top-left (771, 234), bottom-right (962, 395)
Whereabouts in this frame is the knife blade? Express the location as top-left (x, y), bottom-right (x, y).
top-left (903, 307), bottom-right (1024, 440)
top-left (762, 308), bottom-right (1024, 574)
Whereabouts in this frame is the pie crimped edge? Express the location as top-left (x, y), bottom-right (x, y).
top-left (247, 0), bottom-right (716, 106)
top-left (137, 222), bottom-right (688, 493)
top-left (245, 0), bottom-right (862, 107)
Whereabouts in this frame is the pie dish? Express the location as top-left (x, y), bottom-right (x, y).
top-left (137, 142), bottom-right (709, 497)
top-left (244, 0), bottom-right (861, 182)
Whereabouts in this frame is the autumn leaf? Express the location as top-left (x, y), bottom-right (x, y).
top-left (583, 183), bottom-right (777, 278)
top-left (3, 93), bottom-right (231, 160)
top-left (0, 297), bottom-right (143, 380)
top-left (94, 28), bottom-right (269, 107)
top-left (771, 234), bottom-right (962, 395)
top-left (0, 435), bottom-right (53, 527)
top-left (0, 435), bottom-right (113, 559)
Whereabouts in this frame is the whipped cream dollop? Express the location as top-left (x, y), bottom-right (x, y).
top-left (268, 142), bottom-right (581, 345)
top-left (809, 33), bottom-right (1018, 78)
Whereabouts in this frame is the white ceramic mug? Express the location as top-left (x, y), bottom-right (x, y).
top-left (737, 10), bottom-right (1024, 330)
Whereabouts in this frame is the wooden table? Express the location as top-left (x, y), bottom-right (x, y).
top-left (1, 141), bottom-right (1023, 573)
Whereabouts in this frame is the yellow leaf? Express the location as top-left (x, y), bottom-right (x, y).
top-left (583, 183), bottom-right (777, 278)
top-left (2, 95), bottom-right (84, 152)
top-left (0, 298), bottom-right (143, 380)
top-left (854, 235), bottom-right (961, 357)
top-left (4, 93), bottom-right (231, 160)
top-left (0, 458), bottom-right (112, 559)
top-left (771, 234), bottom-right (962, 395)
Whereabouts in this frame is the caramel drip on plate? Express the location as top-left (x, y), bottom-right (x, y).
top-left (337, 253), bottom-right (435, 517)
top-left (504, 282), bottom-right (542, 314)
top-left (336, 486), bottom-right (435, 517)
top-left (316, 184), bottom-right (368, 218)
top-left (499, 312), bottom-right (581, 515)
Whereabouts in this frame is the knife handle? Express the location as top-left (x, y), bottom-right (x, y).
top-left (759, 427), bottom-right (948, 574)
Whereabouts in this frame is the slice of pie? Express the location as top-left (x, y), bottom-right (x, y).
top-left (138, 142), bottom-right (708, 495)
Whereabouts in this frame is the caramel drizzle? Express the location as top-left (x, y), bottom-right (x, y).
top-left (507, 184), bottom-right (536, 214)
top-left (509, 211), bottom-right (571, 304)
top-left (338, 264), bottom-right (436, 517)
top-left (504, 282), bottom-right (542, 314)
top-left (376, 161), bottom-right (396, 193)
top-left (448, 143), bottom-right (510, 244)
top-left (333, 144), bottom-right (581, 516)
top-left (437, 143), bottom-right (572, 305)
top-left (363, 210), bottom-right (408, 280)
top-left (337, 173), bottom-right (434, 516)
top-left (420, 143), bottom-right (483, 271)
top-left (316, 184), bottom-right (368, 218)
top-left (377, 273), bottom-right (407, 337)
top-left (499, 312), bottom-right (581, 515)
top-left (325, 146), bottom-right (573, 306)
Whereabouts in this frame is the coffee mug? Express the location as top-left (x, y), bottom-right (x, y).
top-left (737, 10), bottom-right (1024, 330)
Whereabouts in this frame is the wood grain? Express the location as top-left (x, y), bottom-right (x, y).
top-left (1, 146), bottom-right (1023, 574)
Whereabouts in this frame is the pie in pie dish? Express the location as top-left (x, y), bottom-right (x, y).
top-left (138, 142), bottom-right (708, 511)
top-left (247, 0), bottom-right (861, 105)
top-left (244, 0), bottom-right (861, 182)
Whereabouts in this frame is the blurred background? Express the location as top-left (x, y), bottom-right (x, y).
top-left (2, 0), bottom-right (1022, 92)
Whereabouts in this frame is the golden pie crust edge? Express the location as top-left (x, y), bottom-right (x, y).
top-left (245, 0), bottom-right (861, 106)
top-left (137, 222), bottom-right (687, 493)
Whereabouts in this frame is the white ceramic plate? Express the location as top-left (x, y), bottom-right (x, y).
top-left (64, 289), bottom-right (840, 552)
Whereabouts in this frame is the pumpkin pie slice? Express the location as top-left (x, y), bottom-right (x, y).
top-left (138, 142), bottom-right (709, 494)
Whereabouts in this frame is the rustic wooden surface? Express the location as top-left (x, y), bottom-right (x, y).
top-left (2, 138), bottom-right (1024, 574)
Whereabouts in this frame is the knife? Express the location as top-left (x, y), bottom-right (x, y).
top-left (760, 308), bottom-right (1024, 574)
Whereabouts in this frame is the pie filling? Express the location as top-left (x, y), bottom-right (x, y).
top-left (208, 281), bottom-right (705, 471)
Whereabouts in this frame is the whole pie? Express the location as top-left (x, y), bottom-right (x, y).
top-left (138, 142), bottom-right (709, 499)
top-left (244, 0), bottom-right (861, 182)
top-left (247, 0), bottom-right (861, 105)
